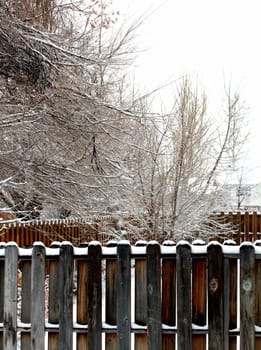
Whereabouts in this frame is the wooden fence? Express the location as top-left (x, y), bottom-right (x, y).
top-left (0, 218), bottom-right (109, 247)
top-left (0, 239), bottom-right (261, 349)
top-left (1, 211), bottom-right (261, 246)
top-left (212, 211), bottom-right (261, 243)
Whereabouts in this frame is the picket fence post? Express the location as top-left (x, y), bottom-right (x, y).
top-left (177, 241), bottom-right (192, 349)
top-left (3, 243), bottom-right (18, 350)
top-left (240, 243), bottom-right (255, 350)
top-left (58, 242), bottom-right (74, 350)
top-left (117, 241), bottom-right (131, 350)
top-left (88, 241), bottom-right (102, 350)
top-left (208, 242), bottom-right (224, 350)
top-left (147, 241), bottom-right (162, 350)
top-left (31, 242), bottom-right (46, 350)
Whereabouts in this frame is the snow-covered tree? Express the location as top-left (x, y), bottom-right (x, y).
top-left (0, 0), bottom-right (140, 218)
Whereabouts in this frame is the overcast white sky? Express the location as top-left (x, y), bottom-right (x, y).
top-left (114, 0), bottom-right (261, 184)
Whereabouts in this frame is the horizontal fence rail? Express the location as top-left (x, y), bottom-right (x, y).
top-left (0, 240), bottom-right (261, 349)
top-left (1, 211), bottom-right (261, 246)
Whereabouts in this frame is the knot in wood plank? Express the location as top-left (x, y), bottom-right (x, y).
top-left (209, 278), bottom-right (219, 294)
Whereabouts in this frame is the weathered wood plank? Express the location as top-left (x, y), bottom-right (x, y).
top-left (240, 243), bottom-right (255, 350)
top-left (147, 241), bottom-right (162, 350)
top-left (135, 241), bottom-right (148, 350)
top-left (3, 243), bottom-right (18, 350)
top-left (117, 241), bottom-right (131, 350)
top-left (244, 212), bottom-right (250, 242)
top-left (105, 241), bottom-right (117, 350)
top-left (192, 257), bottom-right (206, 349)
top-left (192, 257), bottom-right (206, 326)
top-left (208, 243), bottom-right (224, 350)
top-left (177, 242), bottom-right (192, 350)
top-left (48, 243), bottom-right (60, 350)
top-left (21, 259), bottom-right (31, 349)
top-left (162, 240), bottom-right (176, 350)
top-left (58, 242), bottom-right (74, 350)
top-left (77, 243), bottom-right (88, 350)
top-left (88, 242), bottom-right (102, 350)
top-left (255, 248), bottom-right (261, 350)
top-left (223, 240), bottom-right (237, 350)
top-left (192, 335), bottom-right (205, 350)
top-left (0, 253), bottom-right (5, 350)
top-left (31, 243), bottom-right (46, 350)
top-left (106, 333), bottom-right (118, 350)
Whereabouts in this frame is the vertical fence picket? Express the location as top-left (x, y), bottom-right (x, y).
top-left (88, 242), bottom-right (102, 350)
top-left (255, 241), bottom-right (261, 349)
top-left (237, 212), bottom-right (243, 244)
top-left (223, 241), bottom-right (237, 350)
top-left (240, 243), bottom-right (255, 350)
top-left (162, 240), bottom-right (176, 350)
top-left (77, 243), bottom-right (88, 350)
top-left (147, 241), bottom-right (162, 350)
top-left (257, 215), bottom-right (261, 240)
top-left (192, 240), bottom-right (206, 350)
top-left (21, 258), bottom-right (31, 349)
top-left (177, 241), bottom-right (192, 350)
top-left (135, 241), bottom-right (148, 350)
top-left (117, 241), bottom-right (131, 350)
top-left (58, 242), bottom-right (74, 350)
top-left (20, 223), bottom-right (25, 247)
top-left (48, 243), bottom-right (60, 350)
top-left (3, 243), bottom-right (18, 349)
top-left (105, 241), bottom-right (117, 350)
top-left (244, 212), bottom-right (250, 242)
top-left (31, 243), bottom-right (46, 350)
top-left (208, 242), bottom-right (224, 350)
top-left (253, 212), bottom-right (257, 241)
top-left (24, 224), bottom-right (29, 247)
top-left (0, 246), bottom-right (5, 350)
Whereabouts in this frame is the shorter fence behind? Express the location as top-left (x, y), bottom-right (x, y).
top-left (1, 211), bottom-right (261, 247)
top-left (0, 240), bottom-right (261, 349)
top-left (0, 218), bottom-right (108, 247)
top-left (213, 211), bottom-right (261, 243)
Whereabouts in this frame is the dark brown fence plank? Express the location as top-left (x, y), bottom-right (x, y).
top-left (223, 241), bottom-right (238, 350)
top-left (3, 243), bottom-right (18, 349)
top-left (240, 243), bottom-right (255, 350)
top-left (255, 241), bottom-right (261, 350)
top-left (105, 241), bottom-right (117, 350)
top-left (117, 241), bottom-right (131, 350)
top-left (177, 242), bottom-right (192, 350)
top-left (88, 242), bottom-right (102, 350)
top-left (58, 242), bottom-right (74, 350)
top-left (191, 240), bottom-right (207, 348)
top-left (31, 243), bottom-right (46, 349)
top-left (253, 212), bottom-right (258, 241)
top-left (77, 243), bottom-right (88, 350)
top-left (21, 259), bottom-right (31, 349)
top-left (208, 243), bottom-right (224, 350)
top-left (244, 212), bottom-right (250, 242)
top-left (147, 241), bottom-right (162, 350)
top-left (135, 241), bottom-right (148, 350)
top-left (192, 256), bottom-right (206, 349)
top-left (162, 240), bottom-right (176, 350)
top-left (48, 243), bottom-right (60, 350)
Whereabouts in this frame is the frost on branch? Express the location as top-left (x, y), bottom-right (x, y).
top-left (0, 6), bottom-right (58, 89)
